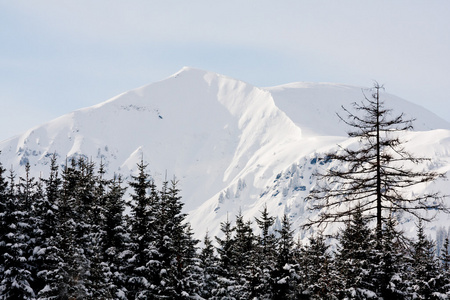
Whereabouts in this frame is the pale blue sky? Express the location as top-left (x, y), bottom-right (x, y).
top-left (1, 1), bottom-right (450, 141)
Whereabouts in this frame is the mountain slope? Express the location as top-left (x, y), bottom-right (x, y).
top-left (1, 67), bottom-right (449, 240)
top-left (0, 67), bottom-right (305, 211)
top-left (267, 82), bottom-right (450, 136)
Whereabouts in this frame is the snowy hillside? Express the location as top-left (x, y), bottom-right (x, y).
top-left (1, 67), bottom-right (449, 240)
top-left (267, 82), bottom-right (450, 136)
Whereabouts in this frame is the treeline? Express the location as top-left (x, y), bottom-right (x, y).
top-left (0, 157), bottom-right (449, 299)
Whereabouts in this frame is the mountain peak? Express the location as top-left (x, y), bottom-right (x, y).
top-left (1, 69), bottom-right (449, 241)
top-left (170, 66), bottom-right (217, 80)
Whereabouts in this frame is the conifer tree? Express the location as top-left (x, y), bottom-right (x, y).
top-left (47, 158), bottom-right (87, 299)
top-left (306, 83), bottom-right (447, 241)
top-left (155, 179), bottom-right (200, 298)
top-left (273, 214), bottom-right (295, 299)
top-left (17, 163), bottom-right (43, 294)
top-left (373, 217), bottom-right (409, 299)
top-left (408, 220), bottom-right (441, 298)
top-left (230, 212), bottom-right (256, 299)
top-left (176, 225), bottom-right (202, 299)
top-left (254, 204), bottom-right (277, 299)
top-left (90, 160), bottom-right (109, 246)
top-left (88, 233), bottom-right (115, 300)
top-left (0, 168), bottom-right (35, 299)
top-left (35, 156), bottom-right (66, 299)
top-left (300, 231), bottom-right (338, 299)
top-left (85, 161), bottom-right (116, 299)
top-left (0, 157), bottom-right (8, 282)
top-left (126, 159), bottom-right (156, 298)
top-left (36, 155), bottom-right (61, 247)
top-left (442, 237), bottom-right (450, 272)
top-left (438, 236), bottom-right (450, 295)
top-left (255, 205), bottom-right (276, 258)
top-left (103, 174), bottom-right (128, 299)
top-left (71, 158), bottom-right (97, 298)
top-left (214, 216), bottom-right (236, 299)
top-left (24, 166), bottom-right (47, 294)
top-left (335, 204), bottom-right (377, 299)
top-left (199, 232), bottom-right (220, 299)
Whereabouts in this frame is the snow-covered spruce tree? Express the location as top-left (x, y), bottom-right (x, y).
top-left (20, 163), bottom-right (47, 295)
top-left (305, 83), bottom-right (447, 240)
top-left (153, 179), bottom-right (201, 299)
top-left (0, 157), bottom-right (8, 281)
top-left (42, 158), bottom-right (91, 299)
top-left (35, 157), bottom-right (129, 299)
top-left (88, 230), bottom-right (115, 300)
top-left (255, 205), bottom-right (276, 259)
top-left (214, 216), bottom-right (236, 299)
top-left (36, 156), bottom-right (67, 299)
top-left (33, 154), bottom-right (61, 298)
top-left (441, 237), bottom-right (450, 271)
top-left (438, 236), bottom-right (450, 295)
top-left (407, 219), bottom-right (442, 298)
top-left (273, 214), bottom-right (296, 299)
top-left (17, 163), bottom-right (40, 277)
top-left (0, 167), bottom-right (35, 299)
top-left (372, 216), bottom-right (410, 299)
top-left (71, 158), bottom-right (99, 298)
top-left (254, 204), bottom-right (277, 299)
top-left (177, 224), bottom-right (202, 299)
top-left (335, 204), bottom-right (378, 299)
top-left (199, 232), bottom-right (220, 299)
top-left (102, 174), bottom-right (129, 299)
top-left (125, 159), bottom-right (157, 299)
top-left (85, 161), bottom-right (117, 299)
top-left (37, 156), bottom-right (105, 299)
top-left (229, 211), bottom-right (257, 299)
top-left (299, 231), bottom-right (339, 299)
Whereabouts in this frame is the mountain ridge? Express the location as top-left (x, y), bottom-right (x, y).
top-left (1, 67), bottom-right (449, 240)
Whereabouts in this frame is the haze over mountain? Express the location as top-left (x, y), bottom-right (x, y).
top-left (1, 67), bottom-right (449, 240)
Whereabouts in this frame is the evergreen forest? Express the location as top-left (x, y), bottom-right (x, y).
top-left (0, 155), bottom-right (450, 299)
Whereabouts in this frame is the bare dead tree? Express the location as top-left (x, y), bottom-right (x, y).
top-left (304, 83), bottom-right (447, 240)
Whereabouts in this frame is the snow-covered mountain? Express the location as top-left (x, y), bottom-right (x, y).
top-left (1, 67), bottom-right (449, 240)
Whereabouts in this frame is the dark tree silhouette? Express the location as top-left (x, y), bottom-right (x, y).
top-left (305, 83), bottom-right (447, 239)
